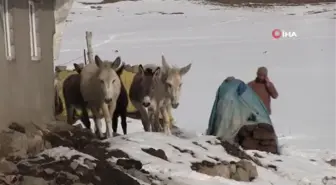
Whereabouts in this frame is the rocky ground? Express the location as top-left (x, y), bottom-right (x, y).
top-left (236, 123), bottom-right (279, 154)
top-left (0, 121), bottom-right (335, 185)
top-left (0, 121), bottom-right (274, 185)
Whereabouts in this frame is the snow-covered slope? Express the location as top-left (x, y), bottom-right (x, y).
top-left (36, 131), bottom-right (335, 185)
top-left (53, 1), bottom-right (335, 184)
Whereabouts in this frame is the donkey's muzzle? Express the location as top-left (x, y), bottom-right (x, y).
top-left (105, 98), bottom-right (112, 104)
top-left (142, 102), bottom-right (150, 107)
top-left (171, 103), bottom-right (179, 109)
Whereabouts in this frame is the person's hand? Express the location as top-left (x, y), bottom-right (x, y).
top-left (265, 76), bottom-right (271, 87)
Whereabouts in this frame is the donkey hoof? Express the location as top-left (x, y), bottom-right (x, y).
top-left (113, 132), bottom-right (120, 137)
top-left (96, 133), bottom-right (106, 140)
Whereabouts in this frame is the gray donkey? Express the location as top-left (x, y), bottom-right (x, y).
top-left (129, 64), bottom-right (161, 132)
top-left (148, 55), bottom-right (192, 135)
top-left (80, 55), bottom-right (123, 138)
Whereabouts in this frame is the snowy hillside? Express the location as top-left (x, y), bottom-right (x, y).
top-left (45, 1), bottom-right (336, 185)
top-left (6, 129), bottom-right (335, 185)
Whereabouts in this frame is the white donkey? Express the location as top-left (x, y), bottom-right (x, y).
top-left (80, 55), bottom-right (123, 138)
top-left (148, 55), bottom-right (192, 135)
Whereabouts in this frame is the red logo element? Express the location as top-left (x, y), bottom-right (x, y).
top-left (272, 29), bottom-right (282, 39)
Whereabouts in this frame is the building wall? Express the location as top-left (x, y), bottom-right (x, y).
top-left (54, 0), bottom-right (74, 61)
top-left (0, 0), bottom-right (55, 131)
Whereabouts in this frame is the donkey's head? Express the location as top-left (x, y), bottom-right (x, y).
top-left (94, 55), bottom-right (122, 104)
top-left (161, 55), bottom-right (192, 109)
top-left (138, 65), bottom-right (161, 108)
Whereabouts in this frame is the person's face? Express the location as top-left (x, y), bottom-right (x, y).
top-left (257, 71), bottom-right (267, 81)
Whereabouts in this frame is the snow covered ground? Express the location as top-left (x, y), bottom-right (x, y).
top-left (56, 0), bottom-right (335, 184)
top-left (43, 131), bottom-right (336, 185)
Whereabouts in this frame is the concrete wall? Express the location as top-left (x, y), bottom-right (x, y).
top-left (0, 0), bottom-right (55, 131)
top-left (53, 0), bottom-right (74, 61)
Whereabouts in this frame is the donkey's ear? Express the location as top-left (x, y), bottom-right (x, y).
top-left (138, 64), bottom-right (145, 74)
top-left (179, 63), bottom-right (192, 76)
top-left (153, 67), bottom-right (161, 77)
top-left (111, 56), bottom-right (121, 69)
top-left (73, 63), bottom-right (82, 74)
top-left (161, 55), bottom-right (170, 70)
top-left (115, 62), bottom-right (125, 76)
top-left (95, 55), bottom-right (103, 67)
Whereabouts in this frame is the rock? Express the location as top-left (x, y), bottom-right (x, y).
top-left (21, 176), bottom-right (48, 185)
top-left (43, 168), bottom-right (54, 175)
top-left (241, 137), bottom-right (259, 150)
top-left (27, 133), bottom-right (45, 156)
top-left (0, 159), bottom-right (18, 174)
top-left (70, 161), bottom-right (79, 170)
top-left (232, 167), bottom-right (250, 181)
top-left (0, 129), bottom-right (29, 159)
top-left (197, 164), bottom-right (231, 178)
top-left (141, 148), bottom-right (168, 161)
top-left (259, 139), bottom-right (276, 146)
top-left (326, 159), bottom-right (336, 167)
top-left (8, 122), bottom-right (25, 134)
top-left (75, 165), bottom-right (90, 176)
top-left (220, 140), bottom-right (262, 166)
top-left (257, 123), bottom-right (275, 132)
top-left (126, 169), bottom-right (152, 184)
top-left (62, 171), bottom-right (80, 182)
top-left (236, 124), bottom-right (279, 154)
top-left (55, 172), bottom-right (70, 185)
top-left (267, 164), bottom-right (277, 171)
top-left (84, 159), bottom-right (96, 170)
top-left (257, 145), bottom-right (278, 154)
top-left (229, 163), bottom-right (237, 174)
top-left (235, 159), bottom-right (258, 181)
top-left (116, 159), bottom-right (142, 170)
top-left (0, 127), bottom-right (50, 159)
top-left (238, 125), bottom-right (255, 137)
top-left (253, 127), bottom-right (276, 140)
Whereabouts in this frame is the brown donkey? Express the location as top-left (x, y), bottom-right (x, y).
top-left (129, 64), bottom-right (161, 132)
top-left (62, 63), bottom-right (91, 129)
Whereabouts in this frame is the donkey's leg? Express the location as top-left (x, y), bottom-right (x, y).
top-left (148, 101), bottom-right (158, 132)
top-left (148, 108), bottom-right (156, 132)
top-left (167, 104), bottom-right (175, 127)
top-left (112, 112), bottom-right (119, 134)
top-left (120, 111), bottom-right (127, 135)
top-left (132, 101), bottom-right (150, 132)
top-left (91, 107), bottom-right (105, 139)
top-left (65, 103), bottom-right (75, 125)
top-left (106, 102), bottom-right (116, 138)
top-left (153, 109), bottom-right (162, 132)
top-left (80, 104), bottom-right (91, 130)
top-left (160, 106), bottom-right (171, 135)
